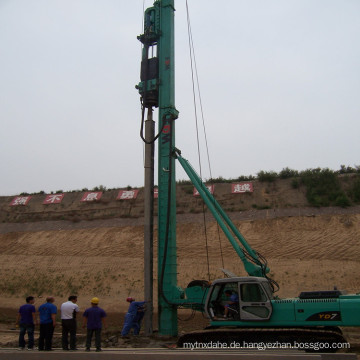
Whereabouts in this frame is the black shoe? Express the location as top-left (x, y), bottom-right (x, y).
top-left (96, 348), bottom-right (102, 352)
top-left (85, 348), bottom-right (90, 352)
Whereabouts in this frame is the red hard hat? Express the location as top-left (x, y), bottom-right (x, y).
top-left (126, 297), bottom-right (135, 302)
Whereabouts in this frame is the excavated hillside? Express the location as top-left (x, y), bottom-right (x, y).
top-left (1, 177), bottom-right (360, 349)
top-left (0, 176), bottom-right (360, 314)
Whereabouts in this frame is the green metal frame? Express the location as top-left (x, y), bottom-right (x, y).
top-left (174, 149), bottom-right (268, 277)
top-left (155, 0), bottom-right (179, 336)
top-left (138, 0), bottom-right (179, 337)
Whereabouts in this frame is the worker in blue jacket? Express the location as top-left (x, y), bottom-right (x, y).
top-left (121, 297), bottom-right (146, 337)
top-left (132, 306), bottom-right (145, 335)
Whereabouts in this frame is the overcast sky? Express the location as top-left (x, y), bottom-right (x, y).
top-left (1, 0), bottom-right (359, 196)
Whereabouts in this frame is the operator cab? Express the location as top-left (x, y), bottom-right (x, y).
top-left (205, 277), bottom-right (273, 321)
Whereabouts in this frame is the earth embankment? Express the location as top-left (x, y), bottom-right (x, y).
top-left (0, 208), bottom-right (359, 313)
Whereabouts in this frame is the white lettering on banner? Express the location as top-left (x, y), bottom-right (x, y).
top-left (43, 194), bottom-right (64, 204)
top-left (85, 193), bottom-right (99, 201)
top-left (81, 192), bottom-right (102, 202)
top-left (232, 182), bottom-right (253, 193)
top-left (120, 191), bottom-right (135, 199)
top-left (117, 189), bottom-right (139, 200)
top-left (10, 196), bottom-right (31, 206)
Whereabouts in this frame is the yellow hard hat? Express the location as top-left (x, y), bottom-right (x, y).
top-left (91, 297), bottom-right (99, 304)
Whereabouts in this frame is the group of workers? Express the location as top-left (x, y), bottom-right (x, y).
top-left (17, 290), bottom-right (238, 350)
top-left (16, 295), bottom-right (146, 352)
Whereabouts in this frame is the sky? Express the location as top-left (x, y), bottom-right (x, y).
top-left (0, 0), bottom-right (359, 196)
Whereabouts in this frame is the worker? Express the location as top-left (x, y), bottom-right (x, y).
top-left (16, 296), bottom-right (37, 350)
top-left (38, 296), bottom-right (57, 351)
top-left (60, 295), bottom-right (79, 351)
top-left (224, 290), bottom-right (239, 318)
top-left (82, 297), bottom-right (107, 352)
top-left (121, 297), bottom-right (146, 337)
top-left (132, 305), bottom-right (145, 335)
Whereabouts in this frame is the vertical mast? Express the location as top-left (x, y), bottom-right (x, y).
top-left (137, 0), bottom-right (178, 337)
top-left (137, 3), bottom-right (159, 337)
top-left (157, 0), bottom-right (179, 336)
top-left (143, 109), bottom-right (154, 336)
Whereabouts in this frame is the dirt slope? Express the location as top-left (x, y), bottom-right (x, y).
top-left (0, 210), bottom-right (359, 314)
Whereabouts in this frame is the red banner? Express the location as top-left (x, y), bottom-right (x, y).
top-left (117, 189), bottom-right (139, 200)
top-left (231, 182), bottom-right (253, 193)
top-left (81, 192), bottom-right (103, 202)
top-left (43, 194), bottom-right (65, 204)
top-left (10, 196), bottom-right (31, 206)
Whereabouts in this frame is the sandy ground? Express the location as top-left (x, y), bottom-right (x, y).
top-left (0, 210), bottom-right (359, 351)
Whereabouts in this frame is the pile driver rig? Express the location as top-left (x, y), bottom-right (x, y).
top-left (137, 0), bottom-right (360, 350)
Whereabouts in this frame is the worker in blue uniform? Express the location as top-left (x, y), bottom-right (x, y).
top-left (121, 297), bottom-right (146, 337)
top-left (224, 290), bottom-right (239, 318)
top-left (132, 306), bottom-right (145, 335)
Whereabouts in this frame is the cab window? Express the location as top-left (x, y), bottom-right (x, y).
top-left (241, 283), bottom-right (267, 302)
